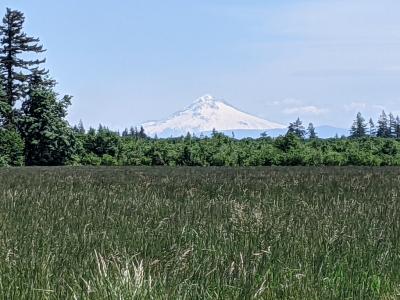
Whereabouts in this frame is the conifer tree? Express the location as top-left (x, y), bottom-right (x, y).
top-left (368, 118), bottom-right (376, 137)
top-left (350, 112), bottom-right (367, 138)
top-left (395, 116), bottom-right (400, 138)
top-left (72, 120), bottom-right (85, 134)
top-left (0, 78), bottom-right (9, 127)
top-left (307, 123), bottom-right (317, 139)
top-left (377, 111), bottom-right (389, 138)
top-left (122, 128), bottom-right (129, 137)
top-left (0, 8), bottom-right (51, 125)
top-left (76, 120), bottom-right (85, 134)
top-left (19, 87), bottom-right (76, 165)
top-left (138, 126), bottom-right (147, 139)
top-left (287, 117), bottom-right (306, 138)
top-left (185, 132), bottom-right (192, 141)
top-left (87, 127), bottom-right (96, 136)
top-left (129, 126), bottom-right (137, 137)
top-left (389, 113), bottom-right (397, 138)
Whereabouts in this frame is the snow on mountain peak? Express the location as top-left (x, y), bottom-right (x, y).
top-left (194, 94), bottom-right (216, 103)
top-left (142, 95), bottom-right (285, 138)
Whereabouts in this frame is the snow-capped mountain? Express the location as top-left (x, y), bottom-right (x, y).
top-left (142, 95), bottom-right (286, 138)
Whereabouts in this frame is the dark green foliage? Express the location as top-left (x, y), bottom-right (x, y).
top-left (84, 125), bottom-right (121, 158)
top-left (67, 132), bottom-right (400, 167)
top-left (368, 118), bottom-right (376, 137)
top-left (350, 112), bottom-right (367, 138)
top-left (377, 111), bottom-right (390, 138)
top-left (1, 167), bottom-right (400, 298)
top-left (72, 120), bottom-right (85, 134)
top-left (0, 8), bottom-right (51, 125)
top-left (395, 116), bottom-right (400, 138)
top-left (121, 126), bottom-right (148, 139)
top-left (19, 89), bottom-right (76, 165)
top-left (287, 117), bottom-right (306, 138)
top-left (0, 127), bottom-right (24, 166)
top-left (0, 8), bottom-right (71, 167)
top-left (275, 133), bottom-right (302, 152)
top-left (0, 79), bottom-right (10, 127)
top-left (388, 113), bottom-right (398, 138)
top-left (307, 122), bottom-right (317, 139)
top-left (138, 126), bottom-right (147, 139)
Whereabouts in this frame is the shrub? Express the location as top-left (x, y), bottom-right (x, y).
top-left (0, 128), bottom-right (24, 166)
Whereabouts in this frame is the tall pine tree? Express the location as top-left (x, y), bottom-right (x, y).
top-left (377, 111), bottom-right (389, 138)
top-left (395, 116), bottom-right (400, 139)
top-left (350, 112), bottom-right (367, 138)
top-left (368, 118), bottom-right (376, 137)
top-left (389, 113), bottom-right (397, 138)
top-left (307, 122), bottom-right (317, 139)
top-left (0, 8), bottom-right (51, 125)
top-left (287, 117), bottom-right (306, 138)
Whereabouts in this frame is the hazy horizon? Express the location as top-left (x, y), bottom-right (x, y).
top-left (3, 0), bottom-right (400, 130)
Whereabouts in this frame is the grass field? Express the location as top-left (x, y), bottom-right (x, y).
top-left (0, 167), bottom-right (400, 299)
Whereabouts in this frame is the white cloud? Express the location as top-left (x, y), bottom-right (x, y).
top-left (271, 98), bottom-right (302, 106)
top-left (344, 102), bottom-right (368, 112)
top-left (344, 102), bottom-right (386, 112)
top-left (283, 105), bottom-right (327, 115)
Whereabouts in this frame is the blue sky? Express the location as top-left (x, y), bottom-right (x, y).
top-left (2, 0), bottom-right (400, 129)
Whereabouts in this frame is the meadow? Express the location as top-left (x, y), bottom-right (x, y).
top-left (0, 167), bottom-right (399, 299)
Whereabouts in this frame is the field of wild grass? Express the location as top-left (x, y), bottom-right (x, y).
top-left (0, 167), bottom-right (400, 299)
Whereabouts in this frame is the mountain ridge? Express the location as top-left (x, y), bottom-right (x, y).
top-left (142, 95), bottom-right (286, 138)
top-left (141, 95), bottom-right (348, 139)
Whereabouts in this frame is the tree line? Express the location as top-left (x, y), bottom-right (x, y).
top-left (1, 8), bottom-right (400, 167)
top-left (350, 112), bottom-right (400, 138)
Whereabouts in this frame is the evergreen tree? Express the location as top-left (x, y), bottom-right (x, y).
top-left (77, 119), bottom-right (85, 134)
top-left (129, 126), bottom-right (137, 137)
top-left (287, 117), bottom-right (306, 138)
top-left (368, 118), bottom-right (376, 137)
top-left (395, 116), bottom-right (400, 138)
top-left (87, 127), bottom-right (96, 135)
top-left (138, 126), bottom-right (147, 139)
top-left (350, 112), bottom-right (367, 138)
top-left (28, 68), bottom-right (56, 91)
top-left (0, 8), bottom-right (50, 125)
top-left (307, 123), bottom-right (317, 139)
top-left (0, 78), bottom-right (9, 127)
top-left (72, 120), bottom-right (85, 134)
top-left (389, 113), bottom-right (397, 138)
top-left (19, 88), bottom-right (76, 165)
top-left (185, 132), bottom-right (192, 141)
top-left (377, 111), bottom-right (389, 138)
top-left (0, 127), bottom-right (24, 166)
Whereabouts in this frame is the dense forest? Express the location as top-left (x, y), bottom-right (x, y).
top-left (1, 8), bottom-right (400, 167)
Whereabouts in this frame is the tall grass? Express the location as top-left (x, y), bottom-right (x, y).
top-left (0, 167), bottom-right (399, 299)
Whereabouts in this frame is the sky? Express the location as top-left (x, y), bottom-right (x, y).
top-left (2, 0), bottom-right (400, 129)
